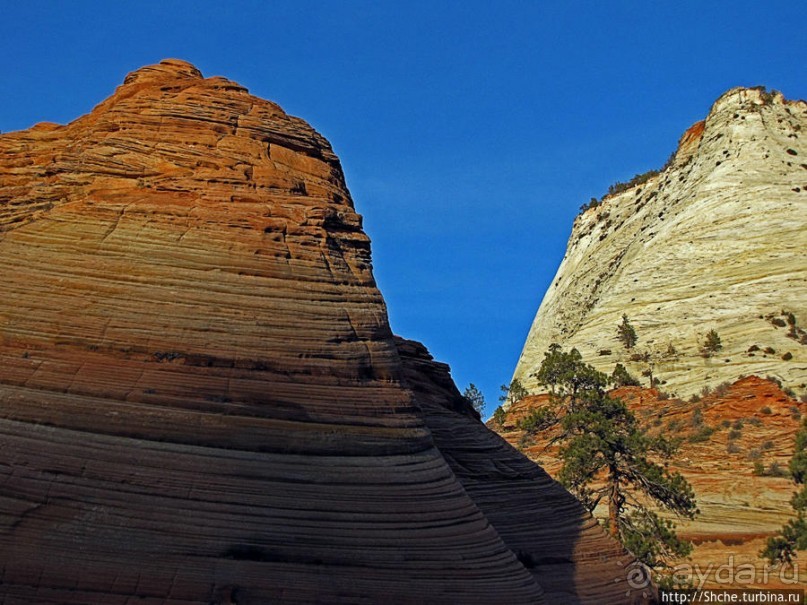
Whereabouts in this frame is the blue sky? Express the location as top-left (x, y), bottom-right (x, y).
top-left (1, 1), bottom-right (805, 416)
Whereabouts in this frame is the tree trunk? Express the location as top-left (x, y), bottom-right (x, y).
top-left (608, 475), bottom-right (621, 538)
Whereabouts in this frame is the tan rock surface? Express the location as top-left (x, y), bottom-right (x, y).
top-left (0, 60), bottom-right (637, 603)
top-left (513, 88), bottom-right (807, 401)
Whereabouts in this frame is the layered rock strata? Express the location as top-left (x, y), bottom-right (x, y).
top-left (513, 88), bottom-right (807, 400)
top-left (396, 337), bottom-right (646, 604)
top-left (0, 60), bottom-right (639, 604)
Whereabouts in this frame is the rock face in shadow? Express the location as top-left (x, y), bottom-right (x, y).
top-left (396, 337), bottom-right (649, 604)
top-left (0, 60), bottom-right (636, 604)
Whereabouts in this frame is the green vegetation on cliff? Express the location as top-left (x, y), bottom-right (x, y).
top-left (530, 345), bottom-right (698, 574)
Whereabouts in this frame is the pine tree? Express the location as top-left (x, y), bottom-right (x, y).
top-left (499, 378), bottom-right (528, 406)
top-left (617, 314), bottom-right (638, 350)
top-left (531, 344), bottom-right (697, 572)
top-left (763, 418), bottom-right (807, 566)
top-left (612, 363), bottom-right (641, 387)
top-left (462, 383), bottom-right (486, 415)
top-left (701, 329), bottom-right (723, 357)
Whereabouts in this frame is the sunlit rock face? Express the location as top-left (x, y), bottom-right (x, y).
top-left (0, 60), bottom-right (642, 604)
top-left (513, 88), bottom-right (807, 401)
top-left (491, 377), bottom-right (807, 588)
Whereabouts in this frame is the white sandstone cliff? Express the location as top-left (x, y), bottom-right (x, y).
top-left (512, 87), bottom-right (807, 401)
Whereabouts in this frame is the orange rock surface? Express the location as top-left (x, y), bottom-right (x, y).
top-left (0, 60), bottom-right (643, 604)
top-left (491, 376), bottom-right (807, 588)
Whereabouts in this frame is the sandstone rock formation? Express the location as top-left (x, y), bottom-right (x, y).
top-left (513, 87), bottom-right (807, 400)
top-left (490, 377), bottom-right (807, 587)
top-left (396, 337), bottom-right (644, 603)
top-left (0, 60), bottom-right (643, 604)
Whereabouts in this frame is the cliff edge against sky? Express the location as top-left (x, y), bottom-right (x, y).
top-left (514, 87), bottom-right (806, 400)
top-left (0, 60), bottom-right (644, 604)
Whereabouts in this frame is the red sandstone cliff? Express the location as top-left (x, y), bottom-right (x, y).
top-left (0, 60), bottom-right (644, 604)
top-left (491, 377), bottom-right (806, 588)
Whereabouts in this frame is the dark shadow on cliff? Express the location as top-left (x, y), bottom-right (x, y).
top-left (395, 336), bottom-right (655, 604)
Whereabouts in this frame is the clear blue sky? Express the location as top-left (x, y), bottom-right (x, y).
top-left (1, 1), bottom-right (804, 416)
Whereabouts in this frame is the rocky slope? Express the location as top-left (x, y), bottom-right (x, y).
top-left (0, 60), bottom-right (644, 604)
top-left (396, 337), bottom-right (645, 603)
top-left (513, 87), bottom-right (807, 400)
top-left (491, 377), bottom-right (807, 587)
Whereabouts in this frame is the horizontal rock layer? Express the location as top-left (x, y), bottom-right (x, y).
top-left (0, 60), bottom-right (636, 603)
top-left (513, 87), bottom-right (807, 400)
